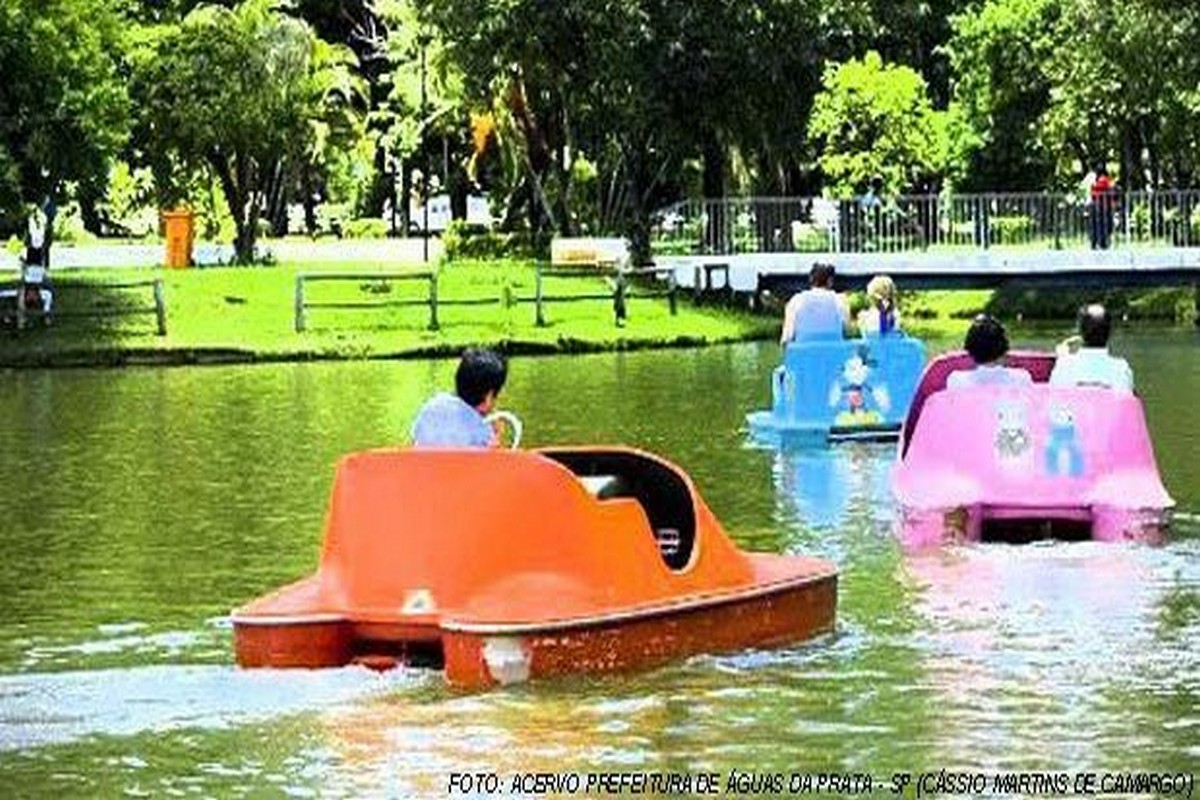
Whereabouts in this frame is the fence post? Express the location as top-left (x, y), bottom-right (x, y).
top-left (667, 269), bottom-right (678, 315)
top-left (294, 275), bottom-right (306, 332)
top-left (15, 279), bottom-right (25, 330)
top-left (153, 278), bottom-right (167, 336)
top-left (428, 271), bottom-right (440, 331)
top-left (613, 268), bottom-right (627, 326)
top-left (535, 261), bottom-right (546, 327)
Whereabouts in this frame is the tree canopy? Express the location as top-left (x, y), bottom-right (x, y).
top-left (3, 0), bottom-right (1199, 250)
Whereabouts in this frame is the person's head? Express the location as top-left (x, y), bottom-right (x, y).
top-left (1095, 161), bottom-right (1108, 176)
top-left (870, 174), bottom-right (883, 193)
top-left (809, 262), bottom-right (836, 289)
top-left (1078, 303), bottom-right (1111, 348)
top-left (964, 314), bottom-right (1010, 366)
top-left (866, 275), bottom-right (896, 311)
top-left (455, 347), bottom-right (507, 413)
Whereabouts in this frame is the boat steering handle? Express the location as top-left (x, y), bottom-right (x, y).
top-left (485, 410), bottom-right (523, 449)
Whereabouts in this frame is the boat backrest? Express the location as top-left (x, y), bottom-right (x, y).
top-left (900, 384), bottom-right (1166, 506)
top-left (777, 335), bottom-right (926, 428)
top-left (315, 449), bottom-right (753, 618)
top-left (901, 350), bottom-right (1055, 457)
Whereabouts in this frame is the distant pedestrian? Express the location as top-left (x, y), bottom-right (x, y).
top-left (1090, 164), bottom-right (1115, 249)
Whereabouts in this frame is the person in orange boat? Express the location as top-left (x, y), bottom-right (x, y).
top-left (946, 314), bottom-right (1032, 388)
top-left (411, 347), bottom-right (508, 447)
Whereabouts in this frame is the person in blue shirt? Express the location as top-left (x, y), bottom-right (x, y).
top-left (411, 347), bottom-right (508, 447)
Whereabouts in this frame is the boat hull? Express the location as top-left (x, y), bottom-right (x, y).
top-left (747, 410), bottom-right (900, 446)
top-left (442, 572), bottom-right (837, 688)
top-left (232, 570), bottom-right (838, 687)
top-left (897, 504), bottom-right (1170, 550)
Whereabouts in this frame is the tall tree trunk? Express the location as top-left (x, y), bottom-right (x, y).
top-left (702, 129), bottom-right (727, 253)
top-left (210, 150), bottom-right (257, 264)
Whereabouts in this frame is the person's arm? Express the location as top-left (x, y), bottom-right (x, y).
top-left (780, 295), bottom-right (799, 344)
top-left (835, 293), bottom-right (853, 337)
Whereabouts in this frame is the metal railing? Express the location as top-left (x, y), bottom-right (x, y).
top-left (651, 191), bottom-right (1200, 256)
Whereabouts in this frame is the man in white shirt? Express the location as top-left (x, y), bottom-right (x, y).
top-left (1049, 304), bottom-right (1133, 392)
top-left (780, 262), bottom-right (851, 343)
top-left (946, 314), bottom-right (1033, 388)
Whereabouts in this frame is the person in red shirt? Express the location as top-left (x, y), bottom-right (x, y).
top-left (1090, 164), bottom-right (1115, 249)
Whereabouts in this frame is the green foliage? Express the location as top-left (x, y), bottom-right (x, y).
top-left (130, 0), bottom-right (363, 261)
top-left (0, 0), bottom-right (129, 227)
top-left (944, 0), bottom-right (1057, 190)
top-left (442, 220), bottom-right (541, 260)
top-left (343, 217), bottom-right (389, 239)
top-left (989, 214), bottom-right (1035, 244)
top-left (808, 52), bottom-right (949, 196)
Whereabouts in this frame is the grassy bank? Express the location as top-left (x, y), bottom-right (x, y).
top-left (0, 259), bottom-right (776, 368)
top-left (1, 258), bottom-right (1193, 368)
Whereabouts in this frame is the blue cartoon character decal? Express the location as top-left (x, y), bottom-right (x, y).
top-left (829, 346), bottom-right (891, 427)
top-left (1044, 405), bottom-right (1085, 477)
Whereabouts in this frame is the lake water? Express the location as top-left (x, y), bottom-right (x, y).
top-left (0, 330), bottom-right (1197, 797)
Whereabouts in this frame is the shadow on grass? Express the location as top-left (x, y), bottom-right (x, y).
top-left (0, 279), bottom-right (164, 366)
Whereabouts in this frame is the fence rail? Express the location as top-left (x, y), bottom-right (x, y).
top-left (651, 190), bottom-right (1200, 257)
top-left (533, 263), bottom-right (678, 326)
top-left (1, 277), bottom-right (166, 335)
top-left (295, 265), bottom-right (679, 332)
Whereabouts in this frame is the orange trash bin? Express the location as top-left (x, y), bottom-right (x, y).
top-left (162, 209), bottom-right (195, 268)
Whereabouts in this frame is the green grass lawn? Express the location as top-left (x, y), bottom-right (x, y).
top-left (0, 259), bottom-right (778, 366)
top-left (9, 256), bottom-right (1178, 367)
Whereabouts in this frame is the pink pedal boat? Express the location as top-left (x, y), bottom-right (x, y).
top-left (892, 351), bottom-right (1173, 549)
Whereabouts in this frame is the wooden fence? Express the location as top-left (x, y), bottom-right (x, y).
top-left (1, 277), bottom-right (166, 335)
top-left (533, 263), bottom-right (678, 326)
top-left (294, 265), bottom-right (680, 333)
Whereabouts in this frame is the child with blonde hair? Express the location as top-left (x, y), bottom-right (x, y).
top-left (857, 274), bottom-right (899, 335)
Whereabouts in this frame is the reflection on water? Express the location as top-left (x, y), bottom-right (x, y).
top-left (0, 331), bottom-right (1197, 793)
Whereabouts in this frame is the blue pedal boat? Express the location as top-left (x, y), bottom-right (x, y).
top-left (747, 333), bottom-right (927, 446)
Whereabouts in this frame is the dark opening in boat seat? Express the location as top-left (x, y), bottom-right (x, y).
top-left (542, 449), bottom-right (697, 571)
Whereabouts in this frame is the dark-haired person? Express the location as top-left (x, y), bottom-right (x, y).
top-left (780, 262), bottom-right (851, 343)
top-left (411, 347), bottom-right (508, 447)
top-left (946, 314), bottom-right (1032, 388)
top-left (1049, 304), bottom-right (1133, 392)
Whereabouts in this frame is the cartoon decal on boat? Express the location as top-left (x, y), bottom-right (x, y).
top-left (232, 447), bottom-right (838, 688)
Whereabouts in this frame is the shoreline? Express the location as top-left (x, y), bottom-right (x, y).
top-left (0, 330), bottom-right (776, 370)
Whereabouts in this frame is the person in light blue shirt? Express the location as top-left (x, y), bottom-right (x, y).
top-left (411, 348), bottom-right (508, 447)
top-left (947, 314), bottom-right (1033, 389)
top-left (1049, 304), bottom-right (1133, 392)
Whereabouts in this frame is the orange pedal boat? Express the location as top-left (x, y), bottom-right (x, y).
top-left (232, 447), bottom-right (837, 688)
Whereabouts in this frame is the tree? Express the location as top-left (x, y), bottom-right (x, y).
top-left (1041, 0), bottom-right (1200, 187)
top-left (0, 0), bottom-right (129, 234)
top-left (808, 51), bottom-right (951, 196)
top-left (131, 0), bottom-right (360, 262)
top-left (943, 0), bottom-right (1058, 190)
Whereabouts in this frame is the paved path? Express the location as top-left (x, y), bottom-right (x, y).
top-left (0, 238), bottom-right (443, 271)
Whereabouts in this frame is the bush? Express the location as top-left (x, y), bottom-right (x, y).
top-left (443, 220), bottom-right (544, 260)
top-left (344, 217), bottom-right (389, 239)
top-left (989, 215), bottom-right (1034, 245)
